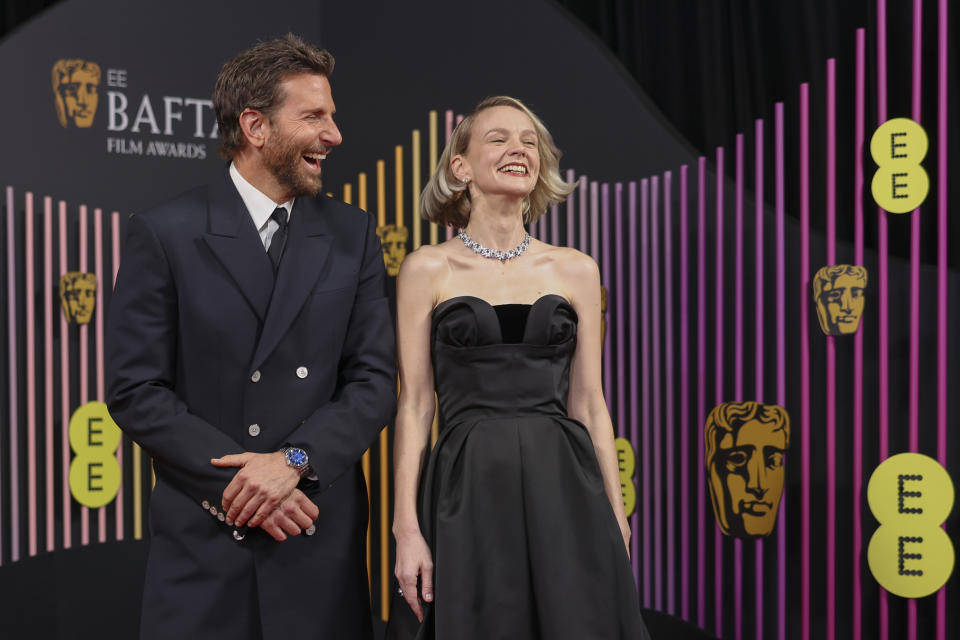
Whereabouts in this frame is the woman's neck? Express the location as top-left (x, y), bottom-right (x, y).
top-left (464, 197), bottom-right (527, 250)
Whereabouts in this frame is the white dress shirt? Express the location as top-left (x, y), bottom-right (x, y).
top-left (229, 162), bottom-right (293, 251)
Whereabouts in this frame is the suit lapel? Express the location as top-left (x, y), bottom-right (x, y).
top-left (202, 172), bottom-right (274, 321)
top-left (251, 197), bottom-right (332, 369)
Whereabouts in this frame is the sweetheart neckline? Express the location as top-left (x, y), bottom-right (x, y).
top-left (432, 293), bottom-right (570, 315)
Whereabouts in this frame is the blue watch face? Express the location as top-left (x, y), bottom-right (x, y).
top-left (286, 448), bottom-right (308, 467)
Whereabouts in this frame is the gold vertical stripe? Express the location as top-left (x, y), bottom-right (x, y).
top-left (412, 130), bottom-right (421, 249)
top-left (428, 110), bottom-right (439, 246)
top-left (133, 442), bottom-right (142, 539)
top-left (151, 466), bottom-right (156, 490)
top-left (376, 161), bottom-right (386, 227)
top-left (358, 172), bottom-right (368, 212)
top-left (375, 159), bottom-right (389, 620)
top-left (343, 183), bottom-right (353, 205)
top-left (395, 146), bottom-right (404, 227)
top-left (355, 171), bottom-right (371, 593)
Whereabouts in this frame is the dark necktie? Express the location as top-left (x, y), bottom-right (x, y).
top-left (267, 207), bottom-right (288, 273)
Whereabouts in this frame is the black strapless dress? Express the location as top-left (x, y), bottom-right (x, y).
top-left (388, 294), bottom-right (650, 640)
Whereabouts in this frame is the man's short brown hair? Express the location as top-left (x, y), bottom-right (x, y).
top-left (213, 33), bottom-right (334, 158)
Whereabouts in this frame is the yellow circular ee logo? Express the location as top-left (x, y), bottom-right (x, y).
top-left (615, 437), bottom-right (637, 517)
top-left (68, 401), bottom-right (122, 508)
top-left (866, 453), bottom-right (954, 598)
top-left (870, 118), bottom-right (930, 214)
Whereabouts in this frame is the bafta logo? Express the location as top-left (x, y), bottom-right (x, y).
top-left (59, 272), bottom-right (97, 324)
top-left (376, 224), bottom-right (408, 277)
top-left (705, 401), bottom-right (790, 538)
top-left (813, 264), bottom-right (868, 336)
top-left (52, 59), bottom-right (101, 128)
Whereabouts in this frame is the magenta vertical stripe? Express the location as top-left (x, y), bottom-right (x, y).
top-left (853, 29), bottom-right (866, 640)
top-left (615, 184), bottom-right (626, 440)
top-left (908, 3), bottom-right (923, 635)
top-left (754, 118), bottom-right (765, 640)
top-left (112, 212), bottom-right (124, 540)
top-left (713, 146), bottom-right (724, 639)
top-left (5, 186), bottom-right (18, 563)
top-left (601, 183), bottom-right (612, 416)
top-left (579, 176), bottom-right (588, 254)
top-left (936, 1), bottom-right (948, 638)
top-left (876, 1), bottom-right (890, 633)
top-left (590, 181), bottom-right (599, 261)
top-left (733, 133), bottom-right (744, 640)
top-left (59, 202), bottom-right (71, 549)
top-left (26, 192), bottom-right (37, 558)
top-left (95, 209), bottom-right (107, 542)
top-left (800, 82), bottom-right (812, 640)
top-left (566, 170), bottom-right (576, 248)
top-left (44, 197), bottom-right (54, 552)
top-left (80, 205), bottom-right (90, 546)
top-left (825, 57), bottom-right (838, 640)
top-left (628, 181), bottom-right (640, 582)
top-left (679, 165), bottom-right (690, 622)
top-left (640, 178), bottom-right (651, 607)
top-left (650, 175), bottom-right (663, 611)
top-left (775, 101), bottom-right (787, 640)
top-left (663, 170), bottom-right (676, 616)
top-left (696, 157), bottom-right (707, 629)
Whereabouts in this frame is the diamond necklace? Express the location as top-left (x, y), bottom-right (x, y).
top-left (458, 229), bottom-right (531, 263)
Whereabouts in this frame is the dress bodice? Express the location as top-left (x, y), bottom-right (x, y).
top-left (430, 294), bottom-right (578, 427)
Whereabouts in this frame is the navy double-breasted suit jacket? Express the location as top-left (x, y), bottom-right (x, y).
top-left (106, 170), bottom-right (396, 640)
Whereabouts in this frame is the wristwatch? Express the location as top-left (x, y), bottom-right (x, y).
top-left (280, 446), bottom-right (311, 476)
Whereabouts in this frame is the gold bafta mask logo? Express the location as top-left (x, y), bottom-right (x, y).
top-left (376, 224), bottom-right (408, 277)
top-left (59, 272), bottom-right (97, 324)
top-left (813, 264), bottom-right (868, 336)
top-left (52, 59), bottom-right (101, 128)
top-left (705, 401), bottom-right (790, 538)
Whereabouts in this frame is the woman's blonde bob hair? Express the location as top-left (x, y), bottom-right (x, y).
top-left (420, 96), bottom-right (575, 228)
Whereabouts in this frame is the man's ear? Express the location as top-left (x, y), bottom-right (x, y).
top-left (238, 108), bottom-right (268, 150)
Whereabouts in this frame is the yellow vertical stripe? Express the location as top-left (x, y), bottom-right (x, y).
top-left (343, 183), bottom-right (353, 205)
top-left (428, 110), bottom-right (439, 246)
top-left (395, 146), bottom-right (404, 227)
top-left (376, 161), bottom-right (386, 227)
top-left (375, 159), bottom-right (390, 620)
top-left (358, 172), bottom-right (368, 212)
top-left (133, 442), bottom-right (142, 539)
top-left (412, 130), bottom-right (421, 249)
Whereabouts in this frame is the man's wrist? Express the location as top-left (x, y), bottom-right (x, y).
top-left (280, 446), bottom-right (312, 477)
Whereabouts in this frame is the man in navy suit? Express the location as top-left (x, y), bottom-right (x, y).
top-left (106, 34), bottom-right (396, 639)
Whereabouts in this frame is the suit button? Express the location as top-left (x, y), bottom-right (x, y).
top-left (251, 370), bottom-right (261, 383)
top-left (233, 529), bottom-right (245, 541)
top-left (296, 366), bottom-right (308, 379)
top-left (201, 500), bottom-right (210, 510)
top-left (305, 524), bottom-right (316, 536)
top-left (248, 423), bottom-right (261, 437)
top-left (217, 512), bottom-right (226, 522)
top-left (209, 506), bottom-right (218, 516)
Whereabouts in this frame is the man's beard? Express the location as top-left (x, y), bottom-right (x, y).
top-left (263, 129), bottom-right (325, 198)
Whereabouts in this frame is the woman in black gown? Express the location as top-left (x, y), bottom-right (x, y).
top-left (389, 96), bottom-right (650, 640)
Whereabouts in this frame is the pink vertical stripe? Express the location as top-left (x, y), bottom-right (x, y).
top-left (600, 183), bottom-right (612, 415)
top-left (80, 205), bottom-right (90, 546)
top-left (876, 1), bottom-right (890, 633)
top-left (59, 202), bottom-right (71, 549)
top-left (825, 57), bottom-right (838, 640)
top-left (615, 184), bottom-right (626, 440)
top-left (908, 3), bottom-right (923, 635)
top-left (853, 29), bottom-right (866, 640)
top-left (775, 101), bottom-right (787, 640)
top-left (5, 186), bottom-right (18, 563)
top-left (628, 181), bottom-right (640, 582)
top-left (714, 146), bottom-right (724, 640)
top-left (663, 170), bottom-right (676, 616)
top-left (579, 177), bottom-right (588, 254)
top-left (936, 1), bottom-right (948, 638)
top-left (679, 165), bottom-right (690, 622)
top-left (566, 170), bottom-right (576, 248)
top-left (734, 133), bottom-right (744, 640)
top-left (754, 118), bottom-right (765, 640)
top-left (26, 192), bottom-right (37, 558)
top-left (113, 212), bottom-right (124, 541)
top-left (696, 157), bottom-right (707, 629)
top-left (44, 197), bottom-right (54, 552)
top-left (590, 181), bottom-right (599, 261)
top-left (95, 209), bottom-right (107, 543)
top-left (650, 175), bottom-right (663, 611)
top-left (640, 178), bottom-right (651, 607)
top-left (799, 82), bottom-right (812, 640)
